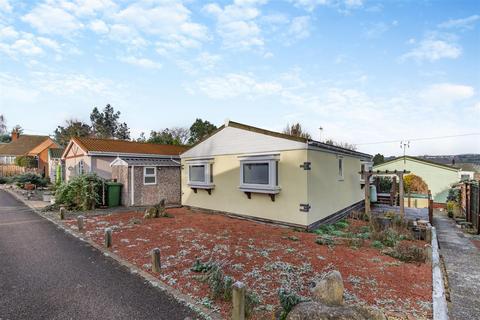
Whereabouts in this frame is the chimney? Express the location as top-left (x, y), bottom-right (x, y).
top-left (11, 129), bottom-right (20, 141)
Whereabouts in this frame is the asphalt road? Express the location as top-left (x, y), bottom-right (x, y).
top-left (0, 190), bottom-right (197, 320)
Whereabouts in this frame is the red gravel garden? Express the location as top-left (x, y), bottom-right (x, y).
top-left (64, 208), bottom-right (432, 319)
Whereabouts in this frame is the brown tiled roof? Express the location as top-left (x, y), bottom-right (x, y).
top-left (73, 137), bottom-right (188, 156)
top-left (0, 135), bottom-right (50, 156)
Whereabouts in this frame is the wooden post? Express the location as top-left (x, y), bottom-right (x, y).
top-left (104, 228), bottom-right (112, 248)
top-left (408, 191), bottom-right (411, 208)
top-left (59, 207), bottom-right (66, 220)
top-left (398, 173), bottom-right (405, 218)
top-left (428, 190), bottom-right (433, 224)
top-left (364, 172), bottom-right (371, 215)
top-left (77, 215), bottom-right (84, 231)
top-left (391, 176), bottom-right (397, 206)
top-left (151, 248), bottom-right (161, 273)
top-left (232, 281), bottom-right (245, 320)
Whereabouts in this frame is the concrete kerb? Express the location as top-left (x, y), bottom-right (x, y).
top-left (431, 226), bottom-right (449, 320)
top-left (6, 189), bottom-right (222, 320)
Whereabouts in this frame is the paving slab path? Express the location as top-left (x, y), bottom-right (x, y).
top-left (433, 210), bottom-right (480, 319)
top-left (0, 190), bottom-right (197, 320)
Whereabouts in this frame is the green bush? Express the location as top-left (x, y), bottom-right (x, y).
top-left (191, 259), bottom-right (214, 273)
top-left (245, 291), bottom-right (261, 318)
top-left (11, 173), bottom-right (47, 188)
top-left (0, 176), bottom-right (10, 184)
top-left (371, 240), bottom-right (384, 249)
top-left (14, 156), bottom-right (38, 168)
top-left (315, 235), bottom-right (335, 246)
top-left (54, 174), bottom-right (103, 211)
top-left (278, 288), bottom-right (303, 320)
top-left (385, 242), bottom-right (426, 263)
top-left (201, 262), bottom-right (234, 301)
top-left (333, 219), bottom-right (349, 229)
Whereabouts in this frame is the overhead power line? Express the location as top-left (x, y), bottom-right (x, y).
top-left (355, 133), bottom-right (480, 146)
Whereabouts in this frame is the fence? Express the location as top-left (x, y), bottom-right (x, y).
top-left (461, 181), bottom-right (480, 235)
top-left (0, 165), bottom-right (38, 177)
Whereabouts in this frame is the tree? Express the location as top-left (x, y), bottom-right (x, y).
top-left (54, 119), bottom-right (91, 147)
top-left (148, 129), bottom-right (181, 145)
top-left (403, 174), bottom-right (428, 194)
top-left (283, 123), bottom-right (311, 139)
top-left (188, 119), bottom-right (217, 144)
top-left (116, 122), bottom-right (131, 140)
top-left (90, 104), bottom-right (130, 140)
top-left (136, 132), bottom-right (146, 142)
top-left (170, 127), bottom-right (190, 145)
top-left (324, 139), bottom-right (357, 151)
top-left (372, 153), bottom-right (385, 166)
top-left (0, 114), bottom-right (6, 134)
top-left (12, 125), bottom-right (23, 134)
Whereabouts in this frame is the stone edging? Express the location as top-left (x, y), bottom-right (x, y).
top-left (5, 189), bottom-right (222, 320)
top-left (431, 226), bottom-right (449, 320)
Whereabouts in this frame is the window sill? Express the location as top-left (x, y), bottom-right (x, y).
top-left (144, 182), bottom-right (157, 186)
top-left (188, 183), bottom-right (215, 189)
top-left (239, 186), bottom-right (281, 202)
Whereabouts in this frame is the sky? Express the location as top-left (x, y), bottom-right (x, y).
top-left (0, 0), bottom-right (479, 156)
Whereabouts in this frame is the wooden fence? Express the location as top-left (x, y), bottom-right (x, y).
top-left (0, 165), bottom-right (38, 177)
top-left (461, 181), bottom-right (480, 234)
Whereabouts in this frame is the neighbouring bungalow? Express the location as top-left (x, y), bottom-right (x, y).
top-left (180, 120), bottom-right (372, 229)
top-left (61, 137), bottom-right (188, 206)
top-left (0, 129), bottom-right (59, 178)
top-left (373, 156), bottom-right (465, 203)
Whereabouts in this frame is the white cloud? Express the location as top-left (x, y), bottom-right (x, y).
top-left (287, 16), bottom-right (311, 41)
top-left (22, 3), bottom-right (84, 35)
top-left (203, 1), bottom-right (266, 50)
top-left (37, 37), bottom-right (61, 52)
top-left (401, 37), bottom-right (461, 62)
top-left (108, 24), bottom-right (147, 48)
top-left (119, 56), bottom-right (162, 70)
top-left (113, 1), bottom-right (208, 53)
top-left (194, 73), bottom-right (282, 99)
top-left (89, 19), bottom-right (109, 34)
top-left (0, 26), bottom-right (18, 39)
top-left (419, 83), bottom-right (475, 106)
top-left (291, 0), bottom-right (363, 12)
top-left (0, 0), bottom-right (12, 13)
top-left (439, 15), bottom-right (480, 30)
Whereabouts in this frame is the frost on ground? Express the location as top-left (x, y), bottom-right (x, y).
top-left (63, 208), bottom-right (432, 319)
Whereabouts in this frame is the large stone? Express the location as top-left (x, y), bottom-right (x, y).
top-left (287, 301), bottom-right (386, 320)
top-left (310, 270), bottom-right (344, 306)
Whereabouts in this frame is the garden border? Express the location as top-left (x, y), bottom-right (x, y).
top-left (6, 189), bottom-right (222, 320)
top-left (431, 226), bottom-right (449, 320)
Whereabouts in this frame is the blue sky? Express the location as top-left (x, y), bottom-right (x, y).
top-left (0, 0), bottom-right (479, 156)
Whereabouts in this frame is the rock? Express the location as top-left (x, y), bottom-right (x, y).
top-left (310, 270), bottom-right (344, 306)
top-left (287, 301), bottom-right (386, 320)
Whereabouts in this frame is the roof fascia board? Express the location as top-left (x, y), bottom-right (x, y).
top-left (88, 151), bottom-right (181, 158)
top-left (307, 144), bottom-right (371, 159)
top-left (375, 156), bottom-right (460, 172)
top-left (61, 139), bottom-right (87, 159)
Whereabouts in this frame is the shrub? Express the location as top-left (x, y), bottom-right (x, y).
top-left (0, 176), bottom-right (10, 184)
top-left (278, 288), bottom-right (303, 320)
top-left (333, 219), bottom-right (349, 229)
top-left (54, 174), bottom-right (103, 211)
top-left (447, 188), bottom-right (460, 203)
top-left (191, 259), bottom-right (214, 273)
top-left (14, 156), bottom-right (38, 168)
top-left (371, 240), bottom-right (384, 249)
top-left (315, 235), bottom-right (335, 246)
top-left (245, 291), bottom-right (261, 318)
top-left (200, 261), bottom-right (234, 301)
top-left (11, 173), bottom-right (47, 188)
top-left (385, 242), bottom-right (426, 263)
top-left (371, 228), bottom-right (401, 247)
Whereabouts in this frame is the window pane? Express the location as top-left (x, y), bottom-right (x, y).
top-left (145, 167), bottom-right (155, 175)
top-left (189, 165), bottom-right (205, 182)
top-left (243, 163), bottom-right (269, 185)
top-left (144, 176), bottom-right (156, 184)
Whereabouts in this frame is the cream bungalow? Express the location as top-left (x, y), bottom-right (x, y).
top-left (180, 120), bottom-right (372, 229)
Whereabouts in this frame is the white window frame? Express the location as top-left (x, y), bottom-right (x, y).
top-left (337, 156), bottom-right (344, 181)
top-left (239, 155), bottom-right (280, 194)
top-left (77, 159), bottom-right (85, 175)
top-left (143, 167), bottom-right (157, 185)
top-left (187, 159), bottom-right (214, 189)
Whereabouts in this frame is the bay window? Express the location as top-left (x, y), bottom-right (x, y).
top-left (239, 155), bottom-right (280, 194)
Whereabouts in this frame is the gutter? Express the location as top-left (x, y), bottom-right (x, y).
top-left (130, 165), bottom-right (135, 206)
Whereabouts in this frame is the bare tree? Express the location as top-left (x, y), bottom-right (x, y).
top-left (283, 123), bottom-right (312, 139)
top-left (0, 114), bottom-right (6, 134)
top-left (324, 139), bottom-right (357, 151)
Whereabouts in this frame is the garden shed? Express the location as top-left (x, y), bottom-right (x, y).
top-left (110, 157), bottom-right (182, 207)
